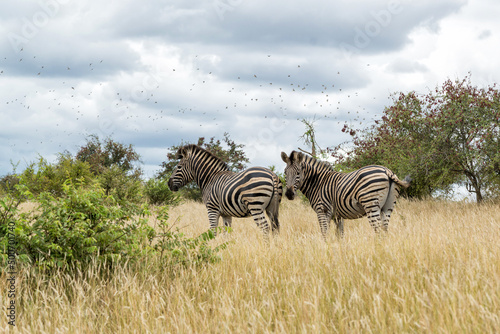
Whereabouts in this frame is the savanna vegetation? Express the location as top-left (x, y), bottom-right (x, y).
top-left (1, 75), bottom-right (499, 332)
top-left (1, 200), bottom-right (499, 332)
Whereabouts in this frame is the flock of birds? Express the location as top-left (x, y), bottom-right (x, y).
top-left (1, 47), bottom-right (381, 157)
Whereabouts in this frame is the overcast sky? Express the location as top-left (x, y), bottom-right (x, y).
top-left (1, 0), bottom-right (499, 178)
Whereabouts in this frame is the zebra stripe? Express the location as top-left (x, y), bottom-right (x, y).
top-left (281, 151), bottom-right (410, 238)
top-left (168, 145), bottom-right (283, 239)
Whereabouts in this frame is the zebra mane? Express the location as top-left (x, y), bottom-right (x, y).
top-left (179, 144), bottom-right (230, 171)
top-left (291, 150), bottom-right (334, 173)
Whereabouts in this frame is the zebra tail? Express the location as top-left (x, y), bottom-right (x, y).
top-left (386, 170), bottom-right (411, 189)
top-left (394, 174), bottom-right (411, 189)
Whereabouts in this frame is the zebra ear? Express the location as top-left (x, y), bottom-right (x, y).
top-left (281, 152), bottom-right (289, 163)
top-left (296, 152), bottom-right (305, 163)
top-left (176, 147), bottom-right (187, 160)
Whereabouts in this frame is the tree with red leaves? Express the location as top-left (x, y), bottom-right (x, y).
top-left (331, 75), bottom-right (500, 203)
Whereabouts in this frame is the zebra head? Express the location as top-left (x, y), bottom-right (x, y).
top-left (281, 151), bottom-right (305, 200)
top-left (168, 146), bottom-right (195, 192)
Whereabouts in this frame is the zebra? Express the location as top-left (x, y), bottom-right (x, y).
top-left (281, 150), bottom-right (410, 239)
top-left (168, 144), bottom-right (283, 239)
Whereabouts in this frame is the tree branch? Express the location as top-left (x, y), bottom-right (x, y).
top-left (298, 147), bottom-right (312, 156)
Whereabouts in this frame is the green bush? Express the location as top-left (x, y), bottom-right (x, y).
top-left (0, 174), bottom-right (20, 196)
top-left (16, 154), bottom-right (93, 197)
top-left (98, 165), bottom-right (143, 206)
top-left (1, 179), bottom-right (228, 272)
top-left (144, 178), bottom-right (180, 206)
top-left (0, 184), bottom-right (30, 239)
top-left (152, 207), bottom-right (229, 271)
top-left (9, 179), bottom-right (151, 269)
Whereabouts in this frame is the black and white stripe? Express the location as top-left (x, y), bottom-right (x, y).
top-left (281, 151), bottom-right (410, 238)
top-left (168, 145), bottom-right (283, 239)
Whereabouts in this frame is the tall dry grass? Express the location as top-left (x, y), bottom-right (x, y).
top-left (2, 199), bottom-right (499, 333)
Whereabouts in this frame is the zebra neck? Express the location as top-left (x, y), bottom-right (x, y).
top-left (191, 155), bottom-right (228, 190)
top-left (299, 163), bottom-right (335, 199)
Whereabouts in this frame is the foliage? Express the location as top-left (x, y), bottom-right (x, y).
top-left (0, 179), bottom-right (227, 272)
top-left (2, 136), bottom-right (143, 201)
top-left (78, 135), bottom-right (144, 202)
top-left (0, 136), bottom-right (228, 273)
top-left (152, 206), bottom-right (229, 270)
top-left (14, 153), bottom-right (94, 197)
top-left (158, 132), bottom-right (249, 201)
top-left (330, 75), bottom-right (500, 202)
top-left (98, 165), bottom-right (143, 205)
top-left (75, 134), bottom-right (142, 176)
top-left (144, 177), bottom-right (180, 206)
top-left (0, 184), bottom-right (29, 239)
top-left (0, 173), bottom-right (19, 196)
top-left (5, 179), bottom-right (151, 269)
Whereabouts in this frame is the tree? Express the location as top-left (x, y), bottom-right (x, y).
top-left (331, 75), bottom-right (500, 202)
top-left (76, 135), bottom-right (142, 176)
top-left (75, 135), bottom-right (143, 201)
top-left (158, 132), bottom-right (249, 201)
top-left (298, 118), bottom-right (324, 159)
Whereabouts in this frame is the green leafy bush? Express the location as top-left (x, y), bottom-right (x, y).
top-left (10, 179), bottom-right (151, 269)
top-left (15, 154), bottom-right (93, 197)
top-left (0, 174), bottom-right (20, 197)
top-left (98, 165), bottom-right (143, 206)
top-left (1, 179), bottom-right (228, 272)
top-left (151, 207), bottom-right (229, 272)
top-left (0, 184), bottom-right (30, 239)
top-left (144, 178), bottom-right (180, 206)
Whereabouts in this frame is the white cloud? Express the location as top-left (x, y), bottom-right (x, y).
top-left (1, 0), bottom-right (498, 178)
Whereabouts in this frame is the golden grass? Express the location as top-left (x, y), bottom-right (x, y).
top-left (2, 199), bottom-right (500, 333)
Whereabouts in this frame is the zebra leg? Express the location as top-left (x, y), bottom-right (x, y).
top-left (222, 215), bottom-right (232, 233)
top-left (250, 209), bottom-right (270, 241)
top-left (363, 203), bottom-right (382, 234)
top-left (316, 212), bottom-right (331, 240)
top-left (334, 216), bottom-right (344, 239)
top-left (381, 183), bottom-right (398, 232)
top-left (207, 209), bottom-right (221, 236)
top-left (380, 211), bottom-right (389, 232)
top-left (267, 173), bottom-right (282, 236)
top-left (381, 202), bottom-right (396, 232)
top-left (266, 207), bottom-right (280, 235)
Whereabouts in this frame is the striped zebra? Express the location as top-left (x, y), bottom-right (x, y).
top-left (281, 151), bottom-right (410, 238)
top-left (168, 145), bottom-right (283, 239)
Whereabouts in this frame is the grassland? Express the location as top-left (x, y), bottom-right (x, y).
top-left (2, 199), bottom-right (500, 333)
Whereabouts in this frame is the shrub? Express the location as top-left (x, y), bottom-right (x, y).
top-left (98, 165), bottom-right (143, 206)
top-left (0, 184), bottom-right (30, 239)
top-left (1, 179), bottom-right (227, 272)
top-left (152, 207), bottom-right (229, 272)
top-left (144, 178), bottom-right (180, 206)
top-left (0, 174), bottom-right (20, 196)
top-left (15, 154), bottom-right (93, 197)
top-left (9, 179), bottom-right (151, 269)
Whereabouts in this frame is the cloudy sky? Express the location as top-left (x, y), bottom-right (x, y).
top-left (0, 0), bottom-right (499, 178)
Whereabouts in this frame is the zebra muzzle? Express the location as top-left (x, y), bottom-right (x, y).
top-left (285, 188), bottom-right (295, 200)
top-left (168, 179), bottom-right (179, 192)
